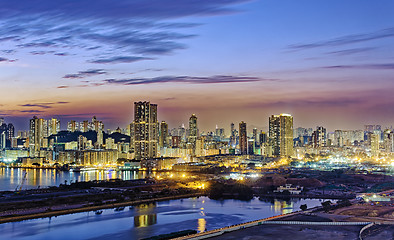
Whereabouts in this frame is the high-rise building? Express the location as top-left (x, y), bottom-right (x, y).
top-left (383, 130), bottom-right (394, 153)
top-left (259, 131), bottom-right (267, 144)
top-left (67, 120), bottom-right (79, 132)
top-left (91, 116), bottom-right (104, 132)
top-left (159, 121), bottom-right (168, 148)
top-left (48, 118), bottom-right (60, 135)
top-left (312, 126), bottom-right (326, 148)
top-left (29, 116), bottom-right (47, 157)
top-left (239, 121), bottom-right (247, 154)
top-left (6, 123), bottom-right (14, 141)
top-left (80, 120), bottom-right (89, 132)
top-left (188, 114), bottom-right (198, 148)
top-left (215, 126), bottom-right (225, 141)
top-left (132, 101), bottom-right (158, 160)
top-left (269, 114), bottom-right (294, 157)
top-left (369, 133), bottom-right (379, 156)
top-left (230, 123), bottom-right (236, 147)
top-left (96, 130), bottom-right (103, 149)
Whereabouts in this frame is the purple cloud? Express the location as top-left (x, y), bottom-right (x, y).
top-left (63, 69), bottom-right (107, 79)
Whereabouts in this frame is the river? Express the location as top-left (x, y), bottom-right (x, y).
top-left (0, 167), bottom-right (151, 191)
top-left (0, 196), bottom-right (330, 240)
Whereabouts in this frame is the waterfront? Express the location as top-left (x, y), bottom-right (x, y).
top-left (0, 167), bottom-right (150, 191)
top-left (0, 196), bottom-right (329, 240)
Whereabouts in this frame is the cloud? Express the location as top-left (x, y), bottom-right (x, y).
top-left (0, 57), bottom-right (16, 63)
top-left (20, 102), bottom-right (70, 109)
top-left (90, 56), bottom-right (153, 64)
top-left (247, 98), bottom-right (364, 109)
top-left (0, 1), bottom-right (248, 63)
top-left (63, 69), bottom-right (107, 79)
top-left (20, 110), bottom-right (45, 113)
top-left (30, 50), bottom-right (55, 55)
top-left (103, 75), bottom-right (271, 85)
top-left (1, 50), bottom-right (16, 54)
top-left (54, 52), bottom-right (69, 56)
top-left (325, 47), bottom-right (376, 56)
top-left (289, 27), bottom-right (394, 50)
top-left (321, 63), bottom-right (394, 70)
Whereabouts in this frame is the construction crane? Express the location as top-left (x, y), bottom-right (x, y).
top-left (15, 170), bottom-right (27, 193)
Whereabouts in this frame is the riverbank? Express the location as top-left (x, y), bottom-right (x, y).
top-left (258, 193), bottom-right (355, 199)
top-left (0, 193), bottom-right (203, 224)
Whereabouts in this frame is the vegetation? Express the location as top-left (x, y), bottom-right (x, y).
top-left (300, 204), bottom-right (307, 211)
top-left (208, 181), bottom-right (253, 200)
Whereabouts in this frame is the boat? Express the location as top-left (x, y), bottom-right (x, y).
top-left (95, 210), bottom-right (103, 215)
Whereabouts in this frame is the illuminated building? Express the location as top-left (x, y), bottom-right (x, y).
top-left (239, 121), bottom-right (247, 154)
top-left (78, 135), bottom-right (87, 150)
top-left (269, 114), bottom-right (294, 157)
top-left (48, 118), bottom-right (60, 135)
top-left (6, 123), bottom-right (14, 141)
top-left (369, 133), bottom-right (379, 156)
top-left (80, 120), bottom-right (89, 132)
top-left (188, 114), bottom-right (198, 148)
top-left (312, 126), bottom-right (326, 148)
top-left (229, 123), bottom-right (237, 148)
top-left (334, 130), bottom-right (364, 146)
top-left (96, 130), bottom-right (103, 149)
top-left (91, 116), bottom-right (104, 132)
top-left (252, 128), bottom-right (258, 142)
top-left (67, 120), bottom-right (79, 132)
top-left (383, 130), bottom-right (394, 152)
top-left (29, 116), bottom-right (47, 157)
top-left (215, 126), bottom-right (225, 141)
top-left (259, 131), bottom-right (267, 144)
top-left (105, 137), bottom-right (116, 150)
top-left (132, 101), bottom-right (158, 160)
top-left (159, 121), bottom-right (168, 148)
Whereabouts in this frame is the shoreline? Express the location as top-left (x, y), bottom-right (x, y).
top-left (0, 193), bottom-right (204, 224)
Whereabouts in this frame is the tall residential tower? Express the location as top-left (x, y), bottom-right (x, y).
top-left (269, 114), bottom-right (294, 157)
top-left (132, 101), bottom-right (158, 160)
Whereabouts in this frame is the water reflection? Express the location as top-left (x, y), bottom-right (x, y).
top-left (134, 214), bottom-right (157, 227)
top-left (0, 197), bottom-right (331, 240)
top-left (197, 218), bottom-right (206, 233)
top-left (272, 199), bottom-right (294, 214)
top-left (0, 167), bottom-right (151, 191)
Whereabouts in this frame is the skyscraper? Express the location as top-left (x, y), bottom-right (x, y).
top-left (269, 114), bottom-right (294, 157)
top-left (188, 114), bottom-right (198, 148)
top-left (132, 101), bottom-right (158, 160)
top-left (29, 116), bottom-right (47, 157)
top-left (48, 118), bottom-right (60, 135)
top-left (6, 123), bottom-right (14, 141)
top-left (312, 126), bottom-right (327, 148)
top-left (67, 120), bottom-right (78, 132)
top-left (239, 121), bottom-right (247, 154)
top-left (159, 121), bottom-right (168, 148)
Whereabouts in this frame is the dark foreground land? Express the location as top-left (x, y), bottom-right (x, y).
top-left (0, 178), bottom-right (202, 223)
top-left (209, 214), bottom-right (393, 240)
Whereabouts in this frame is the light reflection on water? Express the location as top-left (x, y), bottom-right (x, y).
top-left (0, 167), bottom-right (150, 191)
top-left (0, 197), bottom-right (331, 240)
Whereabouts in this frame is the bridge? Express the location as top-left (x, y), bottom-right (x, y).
top-left (173, 209), bottom-right (376, 240)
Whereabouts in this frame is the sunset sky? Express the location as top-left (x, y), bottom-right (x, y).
top-left (1, 0), bottom-right (394, 133)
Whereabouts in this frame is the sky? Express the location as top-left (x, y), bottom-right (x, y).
top-left (1, 0), bottom-right (394, 133)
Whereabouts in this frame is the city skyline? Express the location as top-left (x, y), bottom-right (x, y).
top-left (1, 1), bottom-right (394, 131)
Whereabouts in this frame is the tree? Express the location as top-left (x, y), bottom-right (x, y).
top-left (321, 201), bottom-right (332, 212)
top-left (300, 204), bottom-right (307, 211)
